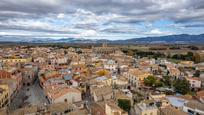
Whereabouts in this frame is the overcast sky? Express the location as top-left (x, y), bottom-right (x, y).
top-left (0, 0), bottom-right (204, 40)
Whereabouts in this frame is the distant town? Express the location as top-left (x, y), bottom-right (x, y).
top-left (0, 43), bottom-right (203, 115)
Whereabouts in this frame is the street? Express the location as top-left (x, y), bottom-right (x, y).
top-left (9, 79), bottom-right (48, 110)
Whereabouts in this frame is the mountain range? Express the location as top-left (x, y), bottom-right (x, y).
top-left (0, 34), bottom-right (204, 44)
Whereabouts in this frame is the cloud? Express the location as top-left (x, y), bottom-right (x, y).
top-left (184, 24), bottom-right (204, 28)
top-left (80, 30), bottom-right (97, 37)
top-left (150, 29), bottom-right (163, 35)
top-left (1, 0), bottom-right (204, 22)
top-left (0, 0), bottom-right (204, 39)
top-left (147, 29), bottom-right (174, 36)
top-left (57, 13), bottom-right (65, 19)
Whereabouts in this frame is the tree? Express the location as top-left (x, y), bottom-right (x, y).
top-left (97, 70), bottom-right (108, 76)
top-left (154, 80), bottom-right (164, 87)
top-left (194, 70), bottom-right (200, 77)
top-left (144, 75), bottom-right (156, 86)
top-left (122, 49), bottom-right (128, 54)
top-left (127, 50), bottom-right (134, 56)
top-left (171, 52), bottom-right (194, 61)
top-left (188, 46), bottom-right (199, 50)
top-left (162, 76), bottom-right (172, 87)
top-left (76, 50), bottom-right (82, 54)
top-left (185, 52), bottom-right (194, 60)
top-left (173, 78), bottom-right (190, 95)
top-left (144, 75), bottom-right (163, 87)
top-left (118, 99), bottom-right (131, 112)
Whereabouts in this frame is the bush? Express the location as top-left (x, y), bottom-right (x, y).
top-left (144, 75), bottom-right (163, 88)
top-left (118, 99), bottom-right (131, 112)
top-left (173, 78), bottom-right (190, 95)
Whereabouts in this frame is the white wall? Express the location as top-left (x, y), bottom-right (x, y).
top-left (54, 92), bottom-right (81, 104)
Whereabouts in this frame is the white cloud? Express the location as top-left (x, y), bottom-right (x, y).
top-left (154, 0), bottom-right (188, 10)
top-left (80, 30), bottom-right (97, 37)
top-left (0, 30), bottom-right (34, 36)
top-left (150, 29), bottom-right (163, 34)
top-left (57, 13), bottom-right (65, 19)
top-left (148, 29), bottom-right (174, 36)
top-left (6, 19), bottom-right (51, 29)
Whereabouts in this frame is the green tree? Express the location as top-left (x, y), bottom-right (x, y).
top-left (173, 78), bottom-right (190, 95)
top-left (144, 75), bottom-right (156, 86)
top-left (118, 99), bottom-right (131, 112)
top-left (185, 52), bottom-right (194, 60)
top-left (188, 46), bottom-right (199, 50)
top-left (162, 76), bottom-right (172, 87)
top-left (154, 80), bottom-right (164, 87)
top-left (194, 70), bottom-right (200, 77)
top-left (144, 75), bottom-right (163, 87)
top-left (127, 50), bottom-right (134, 56)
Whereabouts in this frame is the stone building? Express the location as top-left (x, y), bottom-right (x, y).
top-left (92, 43), bottom-right (118, 55)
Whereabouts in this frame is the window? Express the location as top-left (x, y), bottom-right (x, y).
top-left (187, 109), bottom-right (194, 114)
top-left (64, 109), bottom-right (71, 113)
top-left (64, 99), bottom-right (67, 102)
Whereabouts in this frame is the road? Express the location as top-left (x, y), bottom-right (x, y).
top-left (9, 79), bottom-right (48, 110)
top-left (25, 79), bottom-right (48, 105)
top-left (84, 85), bottom-right (93, 110)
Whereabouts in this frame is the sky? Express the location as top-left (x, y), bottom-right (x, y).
top-left (0, 0), bottom-right (204, 40)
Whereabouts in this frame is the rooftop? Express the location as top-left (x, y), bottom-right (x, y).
top-left (93, 86), bottom-right (113, 97)
top-left (166, 96), bottom-right (188, 108)
top-left (160, 106), bottom-right (187, 115)
top-left (185, 101), bottom-right (204, 111)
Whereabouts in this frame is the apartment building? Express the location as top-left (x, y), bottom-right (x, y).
top-left (0, 85), bottom-right (10, 108)
top-left (135, 100), bottom-right (158, 115)
top-left (127, 68), bottom-right (152, 88)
